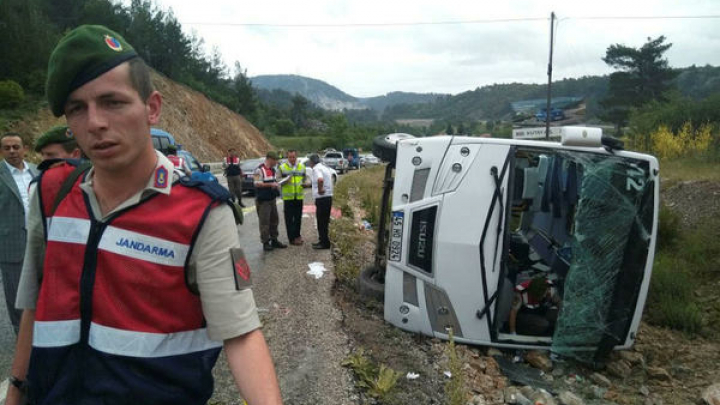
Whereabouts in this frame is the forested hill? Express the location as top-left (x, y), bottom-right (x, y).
top-left (251, 75), bottom-right (447, 112)
top-left (381, 65), bottom-right (720, 121)
top-left (5, 70), bottom-right (272, 162)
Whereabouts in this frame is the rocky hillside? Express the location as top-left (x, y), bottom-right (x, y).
top-left (6, 70), bottom-right (272, 162)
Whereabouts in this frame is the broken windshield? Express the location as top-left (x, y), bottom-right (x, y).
top-left (497, 147), bottom-right (656, 362)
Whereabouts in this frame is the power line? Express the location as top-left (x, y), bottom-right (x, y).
top-left (183, 17), bottom-right (545, 27)
top-left (182, 14), bottom-right (720, 28)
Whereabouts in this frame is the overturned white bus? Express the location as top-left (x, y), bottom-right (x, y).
top-left (369, 128), bottom-right (659, 362)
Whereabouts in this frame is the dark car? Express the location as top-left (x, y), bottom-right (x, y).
top-left (240, 158), bottom-right (265, 196)
top-left (535, 108), bottom-right (565, 122)
top-left (151, 128), bottom-right (176, 155)
top-left (177, 150), bottom-right (218, 182)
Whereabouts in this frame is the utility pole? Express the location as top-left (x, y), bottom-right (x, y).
top-left (545, 11), bottom-right (555, 140)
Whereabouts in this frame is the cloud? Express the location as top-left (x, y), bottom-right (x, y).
top-left (150, 0), bottom-right (720, 96)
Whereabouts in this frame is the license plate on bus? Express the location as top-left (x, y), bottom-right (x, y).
top-left (389, 211), bottom-right (404, 262)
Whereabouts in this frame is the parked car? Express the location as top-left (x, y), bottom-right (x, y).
top-left (176, 150), bottom-right (218, 182)
top-left (360, 154), bottom-right (380, 168)
top-left (151, 128), bottom-right (176, 155)
top-left (323, 151), bottom-right (348, 173)
top-left (535, 108), bottom-right (565, 122)
top-left (240, 158), bottom-right (265, 195)
top-left (343, 148), bottom-right (360, 170)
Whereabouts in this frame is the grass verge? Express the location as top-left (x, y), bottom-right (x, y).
top-left (647, 167), bottom-right (720, 337)
top-left (660, 156), bottom-right (720, 188)
top-left (330, 166), bottom-right (386, 287)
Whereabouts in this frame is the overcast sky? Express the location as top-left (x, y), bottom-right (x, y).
top-left (147, 0), bottom-right (720, 98)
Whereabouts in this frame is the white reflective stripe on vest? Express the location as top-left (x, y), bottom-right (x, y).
top-left (89, 322), bottom-right (222, 358)
top-left (47, 217), bottom-right (92, 245)
top-left (98, 225), bottom-right (190, 267)
top-left (34, 319), bottom-right (81, 347)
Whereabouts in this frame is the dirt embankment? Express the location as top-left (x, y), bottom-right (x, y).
top-left (6, 70), bottom-right (272, 162)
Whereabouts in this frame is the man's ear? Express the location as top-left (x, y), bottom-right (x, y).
top-left (146, 91), bottom-right (163, 125)
top-left (70, 148), bottom-right (81, 159)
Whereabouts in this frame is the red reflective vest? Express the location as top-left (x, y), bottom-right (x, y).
top-left (515, 279), bottom-right (556, 310)
top-left (255, 163), bottom-right (277, 201)
top-left (167, 154), bottom-right (185, 168)
top-left (29, 163), bottom-right (222, 405)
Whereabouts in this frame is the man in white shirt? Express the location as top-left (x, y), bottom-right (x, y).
top-left (0, 133), bottom-right (37, 334)
top-left (307, 154), bottom-right (333, 249)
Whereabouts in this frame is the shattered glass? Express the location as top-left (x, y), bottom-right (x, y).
top-left (548, 151), bottom-right (655, 363)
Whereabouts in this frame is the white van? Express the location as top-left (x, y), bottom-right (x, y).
top-left (375, 128), bottom-right (659, 361)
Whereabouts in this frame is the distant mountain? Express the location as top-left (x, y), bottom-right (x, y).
top-left (251, 75), bottom-right (363, 110)
top-left (252, 66), bottom-right (720, 121)
top-left (250, 74), bottom-right (448, 112)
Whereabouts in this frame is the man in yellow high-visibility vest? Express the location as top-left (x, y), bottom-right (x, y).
top-left (279, 150), bottom-right (306, 245)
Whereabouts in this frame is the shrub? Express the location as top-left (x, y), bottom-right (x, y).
top-left (0, 80), bottom-right (25, 109)
top-left (649, 122), bottom-right (716, 159)
top-left (343, 348), bottom-right (401, 400)
top-left (657, 204), bottom-right (681, 250)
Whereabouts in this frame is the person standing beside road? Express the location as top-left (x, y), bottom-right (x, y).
top-left (254, 151), bottom-right (287, 251)
top-left (279, 150), bottom-right (306, 246)
top-left (34, 125), bottom-right (82, 161)
top-left (0, 133), bottom-right (37, 335)
top-left (5, 25), bottom-right (282, 405)
top-left (223, 148), bottom-right (245, 207)
top-left (306, 154), bottom-right (333, 250)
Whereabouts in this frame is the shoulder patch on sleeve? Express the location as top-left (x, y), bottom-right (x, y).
top-left (230, 248), bottom-right (252, 290)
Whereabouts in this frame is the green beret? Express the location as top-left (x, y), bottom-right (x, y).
top-left (34, 126), bottom-right (74, 152)
top-left (46, 25), bottom-right (138, 117)
top-left (266, 151), bottom-right (279, 160)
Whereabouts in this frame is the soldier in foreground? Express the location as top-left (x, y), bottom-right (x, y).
top-left (5, 25), bottom-right (282, 405)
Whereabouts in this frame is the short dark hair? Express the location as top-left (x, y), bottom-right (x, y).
top-left (1, 132), bottom-right (25, 145)
top-left (309, 154), bottom-right (321, 164)
top-left (128, 58), bottom-right (154, 102)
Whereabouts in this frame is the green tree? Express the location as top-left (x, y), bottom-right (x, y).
top-left (600, 36), bottom-right (678, 134)
top-left (291, 95), bottom-right (309, 127)
top-left (273, 119), bottom-right (295, 136)
top-left (445, 123), bottom-right (454, 135)
top-left (232, 62), bottom-right (258, 121)
top-left (0, 0), bottom-right (59, 92)
top-left (327, 114), bottom-right (349, 148)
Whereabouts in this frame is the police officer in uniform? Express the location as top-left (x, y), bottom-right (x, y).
top-left (223, 148), bottom-right (245, 207)
top-left (5, 25), bottom-right (281, 405)
top-left (34, 125), bottom-right (82, 161)
top-left (279, 150), bottom-right (306, 245)
top-left (166, 144), bottom-right (192, 177)
top-left (254, 151), bottom-right (287, 251)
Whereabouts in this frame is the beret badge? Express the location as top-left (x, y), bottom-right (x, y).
top-left (104, 35), bottom-right (123, 52)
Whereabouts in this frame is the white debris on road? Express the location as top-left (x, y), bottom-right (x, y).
top-left (307, 262), bottom-right (328, 279)
top-left (406, 372), bottom-right (420, 380)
